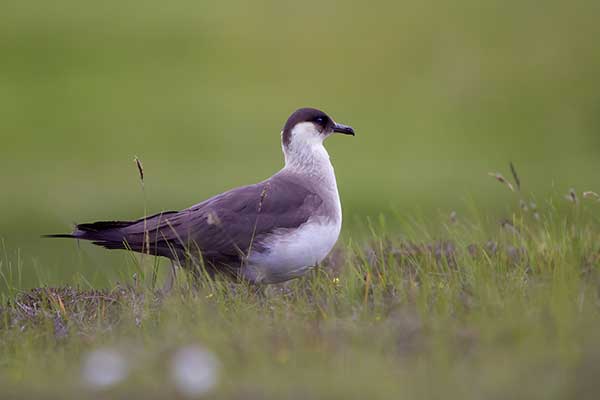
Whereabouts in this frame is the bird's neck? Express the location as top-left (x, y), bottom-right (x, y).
top-left (282, 142), bottom-right (342, 225)
top-left (283, 142), bottom-right (336, 185)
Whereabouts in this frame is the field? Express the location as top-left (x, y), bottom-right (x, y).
top-left (2, 203), bottom-right (600, 399)
top-left (2, 0), bottom-right (600, 398)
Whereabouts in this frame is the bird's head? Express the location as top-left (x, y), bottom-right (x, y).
top-left (281, 108), bottom-right (354, 153)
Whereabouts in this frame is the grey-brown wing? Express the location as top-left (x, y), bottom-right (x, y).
top-left (120, 175), bottom-right (322, 265)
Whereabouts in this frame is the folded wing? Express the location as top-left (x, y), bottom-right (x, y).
top-left (66, 174), bottom-right (323, 270)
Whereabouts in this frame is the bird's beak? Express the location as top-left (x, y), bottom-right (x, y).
top-left (332, 122), bottom-right (355, 136)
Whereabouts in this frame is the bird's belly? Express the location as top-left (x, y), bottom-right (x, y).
top-left (244, 218), bottom-right (341, 284)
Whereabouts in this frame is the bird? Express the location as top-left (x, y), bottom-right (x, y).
top-left (47, 107), bottom-right (355, 288)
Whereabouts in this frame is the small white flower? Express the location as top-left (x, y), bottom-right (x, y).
top-left (171, 345), bottom-right (220, 397)
top-left (81, 348), bottom-right (129, 389)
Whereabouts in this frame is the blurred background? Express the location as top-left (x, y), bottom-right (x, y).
top-left (2, 0), bottom-right (600, 288)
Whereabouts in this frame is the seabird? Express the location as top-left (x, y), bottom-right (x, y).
top-left (47, 108), bottom-right (355, 287)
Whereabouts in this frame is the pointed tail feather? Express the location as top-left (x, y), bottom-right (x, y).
top-left (42, 233), bottom-right (77, 239)
top-left (43, 211), bottom-right (180, 256)
top-left (43, 220), bottom-right (137, 248)
top-left (43, 220), bottom-right (135, 239)
top-left (76, 220), bottom-right (137, 232)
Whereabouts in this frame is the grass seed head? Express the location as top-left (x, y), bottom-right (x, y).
top-left (449, 211), bottom-right (457, 223)
top-left (565, 188), bottom-right (578, 204)
top-left (519, 199), bottom-right (529, 212)
top-left (488, 172), bottom-right (515, 192)
top-left (171, 345), bottom-right (220, 397)
top-left (583, 191), bottom-right (600, 201)
top-left (206, 212), bottom-right (222, 226)
top-left (82, 348), bottom-right (129, 390)
top-left (501, 219), bottom-right (520, 236)
top-left (133, 156), bottom-right (144, 183)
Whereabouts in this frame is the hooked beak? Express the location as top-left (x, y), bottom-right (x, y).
top-left (332, 122), bottom-right (355, 136)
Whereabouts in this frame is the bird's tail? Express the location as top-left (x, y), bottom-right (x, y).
top-left (44, 220), bottom-right (138, 248)
top-left (44, 211), bottom-right (180, 256)
top-left (43, 233), bottom-right (77, 239)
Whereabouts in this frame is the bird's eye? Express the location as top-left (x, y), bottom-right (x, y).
top-left (314, 116), bottom-right (326, 125)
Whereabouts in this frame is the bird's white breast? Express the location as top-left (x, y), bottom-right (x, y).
top-left (244, 216), bottom-right (341, 284)
top-left (242, 137), bottom-right (342, 284)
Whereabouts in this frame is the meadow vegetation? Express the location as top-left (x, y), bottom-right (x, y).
top-left (2, 183), bottom-right (600, 398)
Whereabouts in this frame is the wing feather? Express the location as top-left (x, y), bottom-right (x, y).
top-left (118, 173), bottom-right (323, 267)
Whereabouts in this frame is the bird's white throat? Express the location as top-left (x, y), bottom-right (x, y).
top-left (282, 122), bottom-right (334, 180)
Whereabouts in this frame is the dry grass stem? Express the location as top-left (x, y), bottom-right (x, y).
top-left (509, 162), bottom-right (521, 191)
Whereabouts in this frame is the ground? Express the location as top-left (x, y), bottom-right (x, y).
top-left (2, 201), bottom-right (600, 399)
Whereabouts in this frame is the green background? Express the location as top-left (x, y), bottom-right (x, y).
top-left (2, 0), bottom-right (600, 287)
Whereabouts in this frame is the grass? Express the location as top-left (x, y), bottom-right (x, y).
top-left (1, 192), bottom-right (600, 399)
